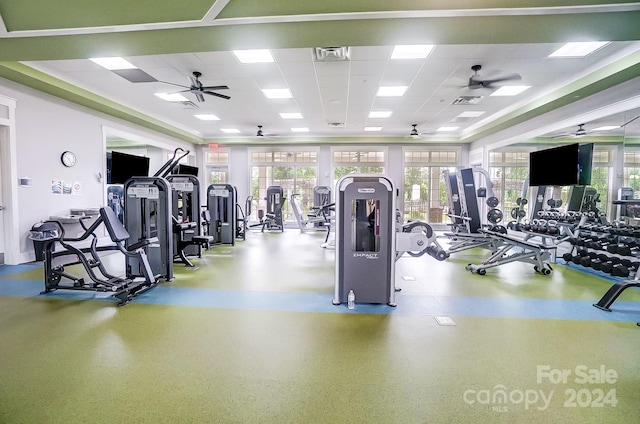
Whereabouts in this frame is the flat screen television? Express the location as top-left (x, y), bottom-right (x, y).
top-left (107, 151), bottom-right (150, 184)
top-left (529, 143), bottom-right (593, 187)
top-left (172, 164), bottom-right (199, 176)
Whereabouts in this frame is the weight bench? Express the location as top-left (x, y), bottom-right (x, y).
top-left (172, 216), bottom-right (213, 267)
top-left (465, 229), bottom-right (555, 276)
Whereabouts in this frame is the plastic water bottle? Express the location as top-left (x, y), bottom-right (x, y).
top-left (347, 290), bottom-right (355, 310)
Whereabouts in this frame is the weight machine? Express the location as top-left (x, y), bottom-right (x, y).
top-left (250, 185), bottom-right (285, 232)
top-left (332, 175), bottom-right (448, 307)
top-left (206, 184), bottom-right (237, 245)
top-left (168, 174), bottom-right (212, 267)
top-left (34, 207), bottom-right (158, 306)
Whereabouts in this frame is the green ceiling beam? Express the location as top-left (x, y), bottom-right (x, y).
top-left (0, 62), bottom-right (203, 145)
top-left (1, 12), bottom-right (640, 61)
top-left (217, 0), bottom-right (640, 18)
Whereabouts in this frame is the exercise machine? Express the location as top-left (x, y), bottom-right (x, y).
top-left (206, 183), bottom-right (236, 245)
top-left (332, 175), bottom-right (447, 307)
top-left (290, 193), bottom-right (333, 244)
top-left (123, 148), bottom-right (192, 280)
top-left (168, 174), bottom-right (212, 266)
top-left (250, 185), bottom-right (285, 232)
top-left (34, 207), bottom-right (158, 306)
top-left (313, 186), bottom-right (332, 228)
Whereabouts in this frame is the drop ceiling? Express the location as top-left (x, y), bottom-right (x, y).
top-left (0, 1), bottom-right (639, 145)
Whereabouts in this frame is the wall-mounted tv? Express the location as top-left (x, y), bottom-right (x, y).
top-left (529, 143), bottom-right (593, 187)
top-left (107, 151), bottom-right (150, 184)
top-left (172, 164), bottom-right (199, 177)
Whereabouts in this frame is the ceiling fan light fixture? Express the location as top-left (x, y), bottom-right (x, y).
top-left (256, 126), bottom-right (264, 137)
top-left (410, 124), bottom-right (419, 137)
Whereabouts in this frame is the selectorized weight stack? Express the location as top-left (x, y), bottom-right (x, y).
top-left (333, 175), bottom-right (397, 306)
top-left (206, 184), bottom-right (237, 245)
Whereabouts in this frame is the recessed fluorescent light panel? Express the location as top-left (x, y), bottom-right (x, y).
top-left (279, 112), bottom-right (303, 119)
top-left (490, 86), bottom-right (530, 96)
top-left (155, 93), bottom-right (189, 102)
top-left (364, 127), bottom-right (383, 132)
top-left (194, 114), bottom-right (220, 121)
top-left (220, 128), bottom-right (241, 133)
top-left (391, 45), bottom-right (435, 59)
top-left (262, 89), bottom-right (292, 99)
top-left (457, 111), bottom-right (486, 118)
top-left (233, 49), bottom-right (274, 63)
top-left (377, 86), bottom-right (408, 97)
top-left (368, 111), bottom-right (393, 118)
top-left (437, 127), bottom-right (459, 132)
top-left (592, 125), bottom-right (620, 131)
top-left (291, 127), bottom-right (309, 132)
top-left (89, 57), bottom-right (137, 70)
top-left (548, 42), bottom-right (609, 57)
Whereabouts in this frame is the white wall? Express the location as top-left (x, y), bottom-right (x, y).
top-left (0, 78), bottom-right (191, 263)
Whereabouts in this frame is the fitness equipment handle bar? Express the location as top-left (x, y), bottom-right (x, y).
top-left (154, 148), bottom-right (191, 178)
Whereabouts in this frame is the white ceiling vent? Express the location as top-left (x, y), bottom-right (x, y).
top-left (451, 96), bottom-right (484, 105)
top-left (313, 47), bottom-right (351, 62)
top-left (327, 122), bottom-right (345, 128)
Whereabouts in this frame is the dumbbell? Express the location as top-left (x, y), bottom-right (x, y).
top-left (610, 263), bottom-right (635, 278)
top-left (546, 220), bottom-right (560, 235)
top-left (615, 242), bottom-right (639, 256)
top-left (587, 236), bottom-right (617, 251)
top-left (516, 197), bottom-right (528, 207)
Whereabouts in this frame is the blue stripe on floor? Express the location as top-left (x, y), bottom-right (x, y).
top-left (0, 264), bottom-right (41, 276)
top-left (1, 278), bottom-right (639, 322)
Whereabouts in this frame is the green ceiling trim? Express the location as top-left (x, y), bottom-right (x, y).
top-left (0, 0), bottom-right (217, 31)
top-left (0, 62), bottom-right (203, 145)
top-left (202, 136), bottom-right (460, 146)
top-left (462, 50), bottom-right (640, 143)
top-left (216, 0), bottom-right (640, 19)
top-left (1, 12), bottom-right (640, 61)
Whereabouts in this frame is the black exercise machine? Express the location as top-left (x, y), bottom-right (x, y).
top-left (35, 206), bottom-right (158, 306)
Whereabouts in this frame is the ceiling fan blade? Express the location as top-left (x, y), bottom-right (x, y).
top-left (193, 92), bottom-right (205, 102)
top-left (201, 85), bottom-right (229, 91)
top-left (158, 80), bottom-right (190, 89)
top-left (203, 91), bottom-right (231, 100)
top-left (481, 73), bottom-right (522, 86)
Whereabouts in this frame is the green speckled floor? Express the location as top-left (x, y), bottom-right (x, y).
top-left (1, 230), bottom-right (639, 423)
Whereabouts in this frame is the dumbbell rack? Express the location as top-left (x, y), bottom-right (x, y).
top-left (562, 223), bottom-right (640, 315)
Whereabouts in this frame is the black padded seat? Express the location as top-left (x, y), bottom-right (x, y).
top-left (100, 206), bottom-right (131, 242)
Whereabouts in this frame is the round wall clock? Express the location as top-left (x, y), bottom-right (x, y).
top-left (61, 151), bottom-right (76, 167)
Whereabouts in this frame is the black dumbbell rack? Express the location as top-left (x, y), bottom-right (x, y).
top-left (562, 222), bottom-right (640, 314)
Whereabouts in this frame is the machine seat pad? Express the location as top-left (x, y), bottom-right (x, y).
top-left (100, 207), bottom-right (131, 243)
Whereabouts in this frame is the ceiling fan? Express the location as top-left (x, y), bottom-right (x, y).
top-left (408, 124), bottom-right (435, 138)
top-left (467, 64), bottom-right (522, 89)
top-left (164, 71), bottom-right (230, 102)
top-left (256, 125), bottom-right (279, 138)
top-left (553, 124), bottom-right (588, 138)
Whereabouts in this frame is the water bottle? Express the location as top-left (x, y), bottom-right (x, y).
top-left (347, 290), bottom-right (355, 310)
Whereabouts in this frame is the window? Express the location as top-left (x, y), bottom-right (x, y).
top-left (250, 150), bottom-right (318, 221)
top-left (333, 150), bottom-right (386, 185)
top-left (403, 149), bottom-right (459, 223)
top-left (489, 151), bottom-right (529, 216)
top-left (205, 149), bottom-right (230, 185)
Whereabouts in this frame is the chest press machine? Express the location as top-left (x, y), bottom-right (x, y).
top-left (36, 207), bottom-right (158, 306)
